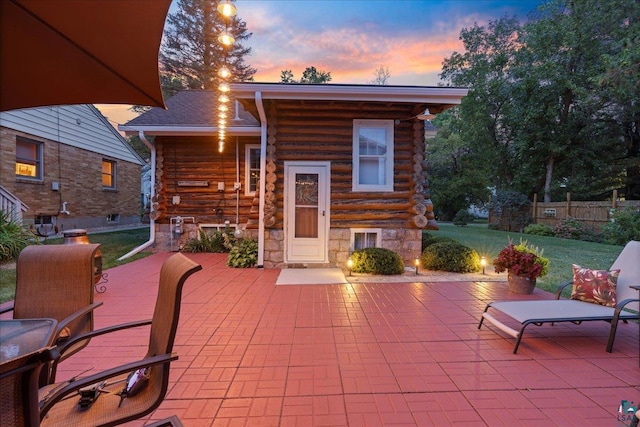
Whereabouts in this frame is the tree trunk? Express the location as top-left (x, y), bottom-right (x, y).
top-left (544, 155), bottom-right (555, 202)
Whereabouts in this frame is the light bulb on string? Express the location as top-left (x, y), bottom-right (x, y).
top-left (217, 0), bottom-right (237, 17)
top-left (219, 94), bottom-right (230, 103)
top-left (218, 82), bottom-right (230, 93)
top-left (218, 30), bottom-right (235, 46)
top-left (218, 66), bottom-right (231, 79)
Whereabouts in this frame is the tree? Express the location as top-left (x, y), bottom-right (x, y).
top-left (440, 16), bottom-right (523, 192)
top-left (279, 66), bottom-right (332, 83)
top-left (160, 0), bottom-right (256, 91)
top-left (426, 109), bottom-right (492, 220)
top-left (369, 65), bottom-right (391, 85)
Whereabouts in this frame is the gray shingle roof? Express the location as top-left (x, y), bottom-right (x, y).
top-left (124, 90), bottom-right (259, 127)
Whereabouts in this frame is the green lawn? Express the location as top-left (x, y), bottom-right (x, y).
top-left (0, 227), bottom-right (153, 303)
top-left (432, 223), bottom-right (624, 294)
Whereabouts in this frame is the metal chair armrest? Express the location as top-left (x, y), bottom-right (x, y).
top-left (555, 281), bottom-right (574, 299)
top-left (39, 352), bottom-right (177, 419)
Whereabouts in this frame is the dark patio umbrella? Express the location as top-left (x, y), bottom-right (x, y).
top-left (0, 0), bottom-right (171, 112)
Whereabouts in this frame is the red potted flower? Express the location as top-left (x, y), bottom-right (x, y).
top-left (493, 240), bottom-right (549, 294)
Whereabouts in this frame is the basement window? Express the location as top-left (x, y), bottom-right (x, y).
top-left (350, 228), bottom-right (382, 251)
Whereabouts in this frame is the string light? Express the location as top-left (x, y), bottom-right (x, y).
top-left (216, 1), bottom-right (237, 153)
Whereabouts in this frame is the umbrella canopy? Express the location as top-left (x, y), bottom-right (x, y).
top-left (0, 0), bottom-right (170, 112)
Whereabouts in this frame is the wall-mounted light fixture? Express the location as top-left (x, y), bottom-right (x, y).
top-left (395, 108), bottom-right (436, 124)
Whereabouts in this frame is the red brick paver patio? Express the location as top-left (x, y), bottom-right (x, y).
top-left (44, 253), bottom-right (640, 426)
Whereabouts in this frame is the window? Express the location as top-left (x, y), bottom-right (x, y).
top-left (15, 138), bottom-right (43, 180)
top-left (245, 144), bottom-right (261, 195)
top-left (102, 160), bottom-right (116, 189)
top-left (350, 228), bottom-right (382, 251)
top-left (352, 120), bottom-right (394, 191)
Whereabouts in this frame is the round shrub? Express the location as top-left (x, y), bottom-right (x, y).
top-left (350, 247), bottom-right (404, 275)
top-left (421, 233), bottom-right (455, 251)
top-left (420, 241), bottom-right (481, 273)
top-left (524, 223), bottom-right (554, 236)
top-left (452, 209), bottom-right (475, 226)
top-left (552, 217), bottom-right (586, 240)
top-left (601, 207), bottom-right (640, 245)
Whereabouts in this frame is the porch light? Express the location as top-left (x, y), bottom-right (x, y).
top-left (416, 108), bottom-right (436, 120)
top-left (217, 0), bottom-right (237, 17)
top-left (218, 30), bottom-right (235, 46)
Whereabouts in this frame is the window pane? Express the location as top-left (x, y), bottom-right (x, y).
top-left (15, 139), bottom-right (41, 179)
top-left (294, 173), bottom-right (318, 238)
top-left (359, 128), bottom-right (387, 155)
top-left (249, 147), bottom-right (260, 192)
top-left (354, 232), bottom-right (378, 250)
top-left (102, 160), bottom-right (115, 188)
top-left (359, 157), bottom-right (386, 185)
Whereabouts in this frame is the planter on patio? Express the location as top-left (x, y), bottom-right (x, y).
top-left (507, 272), bottom-right (536, 294)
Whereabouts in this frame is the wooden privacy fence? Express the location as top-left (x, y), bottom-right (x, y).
top-left (532, 191), bottom-right (640, 232)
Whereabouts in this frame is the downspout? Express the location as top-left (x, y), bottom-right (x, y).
top-left (255, 92), bottom-right (267, 267)
top-left (118, 131), bottom-right (156, 260)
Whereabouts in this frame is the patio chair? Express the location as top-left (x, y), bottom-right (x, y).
top-left (1, 244), bottom-right (104, 384)
top-left (38, 253), bottom-right (202, 427)
top-left (478, 240), bottom-right (640, 354)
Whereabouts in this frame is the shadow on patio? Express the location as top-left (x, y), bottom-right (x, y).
top-left (46, 253), bottom-right (639, 426)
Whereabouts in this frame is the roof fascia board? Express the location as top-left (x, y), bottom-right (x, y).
top-left (230, 83), bottom-right (468, 104)
top-left (119, 125), bottom-right (260, 137)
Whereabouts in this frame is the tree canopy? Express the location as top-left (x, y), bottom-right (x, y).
top-left (436, 0), bottom-right (639, 214)
top-left (160, 0), bottom-right (256, 96)
top-left (280, 66), bottom-right (332, 84)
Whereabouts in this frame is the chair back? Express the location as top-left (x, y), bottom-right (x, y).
top-left (611, 240), bottom-right (640, 311)
top-left (15, 244), bottom-right (101, 353)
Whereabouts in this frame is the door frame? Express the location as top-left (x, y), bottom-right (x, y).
top-left (283, 161), bottom-right (331, 264)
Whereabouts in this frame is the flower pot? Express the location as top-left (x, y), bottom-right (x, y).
top-left (507, 272), bottom-right (536, 294)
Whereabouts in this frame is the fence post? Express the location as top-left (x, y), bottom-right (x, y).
top-left (612, 190), bottom-right (618, 209)
top-left (566, 192), bottom-right (571, 219)
top-left (532, 193), bottom-right (538, 223)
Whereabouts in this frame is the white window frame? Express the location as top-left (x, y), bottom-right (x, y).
top-left (350, 228), bottom-right (382, 252)
top-left (352, 119), bottom-right (394, 192)
top-left (15, 137), bottom-right (43, 181)
top-left (245, 144), bottom-right (260, 196)
top-left (102, 159), bottom-right (117, 190)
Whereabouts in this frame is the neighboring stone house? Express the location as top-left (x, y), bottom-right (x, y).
top-left (120, 84), bottom-right (467, 267)
top-left (0, 104), bottom-right (145, 234)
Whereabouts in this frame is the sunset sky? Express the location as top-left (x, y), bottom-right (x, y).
top-left (99, 0), bottom-right (545, 129)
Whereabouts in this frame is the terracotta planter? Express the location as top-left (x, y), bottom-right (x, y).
top-left (507, 272), bottom-right (536, 294)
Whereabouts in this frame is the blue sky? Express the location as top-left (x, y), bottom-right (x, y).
top-left (101, 0), bottom-right (545, 127)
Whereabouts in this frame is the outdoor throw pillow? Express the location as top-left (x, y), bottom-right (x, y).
top-left (570, 264), bottom-right (619, 307)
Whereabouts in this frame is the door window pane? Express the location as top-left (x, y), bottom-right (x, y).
top-left (294, 173), bottom-right (318, 238)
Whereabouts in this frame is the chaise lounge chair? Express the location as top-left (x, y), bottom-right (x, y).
top-left (478, 240), bottom-right (640, 354)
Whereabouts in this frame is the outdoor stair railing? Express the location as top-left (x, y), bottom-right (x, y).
top-left (0, 184), bottom-right (29, 223)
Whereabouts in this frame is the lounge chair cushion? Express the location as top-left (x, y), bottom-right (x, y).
top-left (570, 264), bottom-right (619, 307)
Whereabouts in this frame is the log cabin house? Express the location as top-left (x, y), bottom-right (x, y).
top-left (120, 83), bottom-right (467, 268)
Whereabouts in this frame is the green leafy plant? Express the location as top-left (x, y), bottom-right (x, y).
top-left (0, 211), bottom-right (37, 263)
top-left (552, 217), bottom-right (586, 240)
top-left (493, 239), bottom-right (549, 279)
top-left (350, 247), bottom-right (404, 275)
top-left (182, 228), bottom-right (236, 253)
top-left (601, 207), bottom-right (640, 245)
top-left (524, 223), bottom-right (554, 236)
top-left (226, 238), bottom-right (258, 268)
top-left (452, 209), bottom-right (475, 226)
top-left (420, 241), bottom-right (480, 273)
top-left (421, 233), bottom-right (455, 251)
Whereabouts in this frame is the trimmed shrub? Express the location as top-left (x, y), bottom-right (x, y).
top-left (182, 228), bottom-right (236, 253)
top-left (524, 223), bottom-right (554, 236)
top-left (452, 209), bottom-right (475, 226)
top-left (601, 207), bottom-right (640, 245)
top-left (227, 238), bottom-right (258, 268)
top-left (421, 233), bottom-right (454, 251)
top-left (420, 241), bottom-right (481, 273)
top-left (552, 217), bottom-right (586, 240)
top-left (350, 247), bottom-right (404, 275)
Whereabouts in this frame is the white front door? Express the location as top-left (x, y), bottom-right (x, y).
top-left (284, 162), bottom-right (330, 263)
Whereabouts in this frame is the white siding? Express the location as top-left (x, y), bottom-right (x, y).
top-left (0, 105), bottom-right (143, 164)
